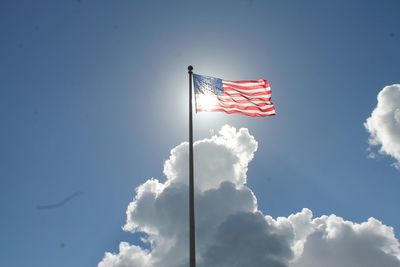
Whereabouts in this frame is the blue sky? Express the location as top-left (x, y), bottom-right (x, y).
top-left (0, 0), bottom-right (399, 266)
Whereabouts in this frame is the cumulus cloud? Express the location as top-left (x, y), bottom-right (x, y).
top-left (365, 84), bottom-right (400, 169)
top-left (98, 125), bottom-right (400, 267)
top-left (290, 209), bottom-right (400, 267)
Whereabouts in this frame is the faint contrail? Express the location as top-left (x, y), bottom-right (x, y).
top-left (36, 191), bottom-right (84, 210)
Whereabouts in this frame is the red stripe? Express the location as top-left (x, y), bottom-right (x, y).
top-left (197, 103), bottom-right (275, 112)
top-left (224, 90), bottom-right (271, 97)
top-left (218, 94), bottom-right (271, 102)
top-left (217, 97), bottom-right (272, 104)
top-left (197, 108), bottom-right (276, 117)
top-left (223, 83), bottom-right (269, 90)
top-left (218, 104), bottom-right (275, 112)
top-left (226, 79), bottom-right (269, 85)
top-left (223, 86), bottom-right (271, 92)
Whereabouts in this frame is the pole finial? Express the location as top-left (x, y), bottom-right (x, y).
top-left (188, 65), bottom-right (193, 73)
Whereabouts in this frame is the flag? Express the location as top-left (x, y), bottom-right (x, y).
top-left (193, 74), bottom-right (276, 117)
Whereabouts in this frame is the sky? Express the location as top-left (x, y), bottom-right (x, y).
top-left (0, 0), bottom-right (399, 266)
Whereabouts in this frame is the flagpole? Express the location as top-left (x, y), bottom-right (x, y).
top-left (188, 65), bottom-right (196, 267)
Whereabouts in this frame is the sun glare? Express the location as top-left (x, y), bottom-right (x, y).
top-left (197, 94), bottom-right (219, 111)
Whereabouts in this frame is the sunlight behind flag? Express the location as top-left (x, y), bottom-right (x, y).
top-left (196, 93), bottom-right (220, 111)
top-left (193, 74), bottom-right (276, 117)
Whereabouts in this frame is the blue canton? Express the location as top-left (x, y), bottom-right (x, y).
top-left (193, 74), bottom-right (223, 96)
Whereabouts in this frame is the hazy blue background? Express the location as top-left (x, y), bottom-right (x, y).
top-left (0, 0), bottom-right (399, 266)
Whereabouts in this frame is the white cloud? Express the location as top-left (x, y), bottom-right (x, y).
top-left (290, 209), bottom-right (400, 267)
top-left (98, 125), bottom-right (400, 267)
top-left (163, 125), bottom-right (257, 191)
top-left (99, 243), bottom-right (151, 267)
top-left (365, 84), bottom-right (400, 169)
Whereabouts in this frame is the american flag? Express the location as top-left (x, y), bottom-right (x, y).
top-left (193, 74), bottom-right (276, 117)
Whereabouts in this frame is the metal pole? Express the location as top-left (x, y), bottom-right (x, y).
top-left (188, 65), bottom-right (196, 267)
